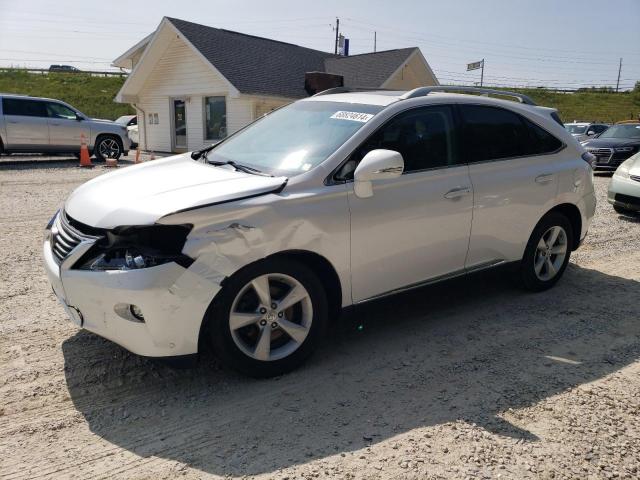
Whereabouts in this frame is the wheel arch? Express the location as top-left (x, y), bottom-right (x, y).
top-left (545, 203), bottom-right (582, 250)
top-left (94, 133), bottom-right (124, 154)
top-left (197, 249), bottom-right (343, 353)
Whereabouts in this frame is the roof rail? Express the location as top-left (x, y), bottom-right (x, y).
top-left (399, 86), bottom-right (537, 106)
top-left (312, 87), bottom-right (352, 96)
top-left (312, 86), bottom-right (398, 97)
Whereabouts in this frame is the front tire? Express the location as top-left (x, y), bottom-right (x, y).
top-left (520, 212), bottom-right (573, 292)
top-left (208, 258), bottom-right (328, 378)
top-left (93, 136), bottom-right (122, 161)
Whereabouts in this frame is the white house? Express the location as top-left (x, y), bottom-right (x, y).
top-left (113, 17), bottom-right (439, 153)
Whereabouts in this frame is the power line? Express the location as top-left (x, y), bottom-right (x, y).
top-left (343, 17), bottom-right (640, 57)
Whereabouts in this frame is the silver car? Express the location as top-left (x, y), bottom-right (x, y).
top-left (0, 94), bottom-right (131, 160)
top-left (43, 86), bottom-right (596, 377)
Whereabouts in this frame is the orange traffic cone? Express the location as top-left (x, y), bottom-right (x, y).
top-left (79, 134), bottom-right (93, 168)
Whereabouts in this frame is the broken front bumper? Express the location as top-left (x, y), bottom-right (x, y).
top-left (608, 174), bottom-right (640, 212)
top-left (43, 237), bottom-right (219, 357)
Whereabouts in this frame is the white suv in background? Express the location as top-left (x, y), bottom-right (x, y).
top-left (43, 86), bottom-right (596, 377)
top-left (564, 121), bottom-right (609, 142)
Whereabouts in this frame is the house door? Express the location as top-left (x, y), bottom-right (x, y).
top-left (171, 98), bottom-right (187, 151)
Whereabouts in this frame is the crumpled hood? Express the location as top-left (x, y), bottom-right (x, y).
top-left (65, 153), bottom-right (287, 229)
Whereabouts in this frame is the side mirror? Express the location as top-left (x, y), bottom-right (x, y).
top-left (75, 114), bottom-right (83, 121)
top-left (587, 130), bottom-right (595, 136)
top-left (353, 149), bottom-right (404, 198)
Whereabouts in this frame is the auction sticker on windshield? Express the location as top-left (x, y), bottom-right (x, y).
top-left (330, 111), bottom-right (374, 123)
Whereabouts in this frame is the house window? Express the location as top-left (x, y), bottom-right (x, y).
top-left (204, 96), bottom-right (227, 140)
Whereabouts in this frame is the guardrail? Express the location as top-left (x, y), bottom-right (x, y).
top-left (0, 67), bottom-right (128, 77)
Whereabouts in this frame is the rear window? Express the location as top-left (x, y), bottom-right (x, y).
top-left (460, 105), bottom-right (562, 162)
top-left (460, 105), bottom-right (531, 162)
top-left (521, 117), bottom-right (563, 155)
top-left (2, 98), bottom-right (47, 117)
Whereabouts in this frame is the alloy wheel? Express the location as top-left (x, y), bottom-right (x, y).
top-left (534, 225), bottom-right (568, 281)
top-left (229, 273), bottom-right (313, 362)
top-left (98, 138), bottom-right (121, 158)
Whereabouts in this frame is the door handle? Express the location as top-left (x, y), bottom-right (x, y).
top-left (535, 173), bottom-right (554, 184)
top-left (50, 122), bottom-right (60, 126)
top-left (444, 186), bottom-right (471, 199)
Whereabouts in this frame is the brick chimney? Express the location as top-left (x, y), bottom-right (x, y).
top-left (305, 72), bottom-right (344, 96)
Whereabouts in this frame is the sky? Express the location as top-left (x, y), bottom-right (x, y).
top-left (0, 0), bottom-right (639, 90)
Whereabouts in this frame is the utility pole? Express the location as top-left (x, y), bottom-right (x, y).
top-left (616, 57), bottom-right (622, 93)
top-left (374, 31), bottom-right (377, 52)
top-left (334, 18), bottom-right (340, 54)
top-left (480, 58), bottom-right (485, 87)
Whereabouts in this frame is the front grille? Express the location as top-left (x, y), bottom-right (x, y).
top-left (51, 212), bottom-right (101, 264)
top-left (586, 147), bottom-right (613, 163)
top-left (614, 193), bottom-right (640, 207)
top-left (631, 175), bottom-right (640, 183)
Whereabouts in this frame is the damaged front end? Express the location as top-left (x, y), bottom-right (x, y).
top-left (74, 223), bottom-right (194, 271)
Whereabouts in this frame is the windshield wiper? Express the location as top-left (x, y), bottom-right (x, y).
top-left (207, 159), bottom-right (273, 177)
top-left (191, 144), bottom-right (272, 176)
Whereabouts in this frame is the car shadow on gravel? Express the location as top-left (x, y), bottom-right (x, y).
top-left (62, 264), bottom-right (640, 476)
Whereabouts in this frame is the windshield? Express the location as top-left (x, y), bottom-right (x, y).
top-left (207, 101), bottom-right (384, 175)
top-left (598, 124), bottom-right (640, 140)
top-left (565, 124), bottom-right (587, 134)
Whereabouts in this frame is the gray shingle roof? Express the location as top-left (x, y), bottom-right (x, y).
top-left (324, 48), bottom-right (417, 88)
top-left (166, 17), bottom-right (418, 99)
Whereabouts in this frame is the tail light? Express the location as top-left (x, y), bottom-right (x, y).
top-left (581, 151), bottom-right (596, 168)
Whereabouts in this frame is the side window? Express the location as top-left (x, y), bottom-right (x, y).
top-left (46, 102), bottom-right (77, 120)
top-left (459, 104), bottom-right (531, 162)
top-left (348, 105), bottom-right (457, 175)
top-left (593, 125), bottom-right (607, 134)
top-left (2, 98), bottom-right (47, 117)
top-left (204, 96), bottom-right (227, 140)
top-left (521, 116), bottom-right (563, 154)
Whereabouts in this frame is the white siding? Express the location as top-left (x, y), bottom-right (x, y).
top-left (251, 97), bottom-right (291, 119)
top-left (383, 53), bottom-right (438, 90)
top-left (135, 35), bottom-right (254, 152)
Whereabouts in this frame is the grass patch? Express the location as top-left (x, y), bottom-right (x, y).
top-left (0, 70), bottom-right (133, 120)
top-left (0, 70), bottom-right (638, 124)
top-left (520, 88), bottom-right (640, 123)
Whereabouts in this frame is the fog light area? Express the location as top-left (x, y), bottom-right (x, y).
top-left (113, 303), bottom-right (146, 323)
top-left (130, 304), bottom-right (145, 321)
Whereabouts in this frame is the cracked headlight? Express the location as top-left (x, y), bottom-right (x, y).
top-left (76, 224), bottom-right (194, 271)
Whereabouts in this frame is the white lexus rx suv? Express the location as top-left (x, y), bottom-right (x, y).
top-left (43, 87), bottom-right (596, 377)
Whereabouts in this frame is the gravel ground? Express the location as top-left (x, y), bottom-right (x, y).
top-left (1, 166), bottom-right (639, 480)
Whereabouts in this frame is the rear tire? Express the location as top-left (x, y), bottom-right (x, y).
top-left (520, 212), bottom-right (573, 292)
top-left (208, 258), bottom-right (328, 378)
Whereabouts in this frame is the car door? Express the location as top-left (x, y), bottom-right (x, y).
top-left (45, 101), bottom-right (89, 151)
top-left (459, 104), bottom-right (563, 267)
top-left (2, 98), bottom-right (49, 150)
top-left (347, 104), bottom-right (474, 302)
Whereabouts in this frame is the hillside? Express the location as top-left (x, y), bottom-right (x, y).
top-left (0, 70), bottom-right (133, 120)
top-left (0, 70), bottom-right (638, 123)
top-left (517, 87), bottom-right (640, 123)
